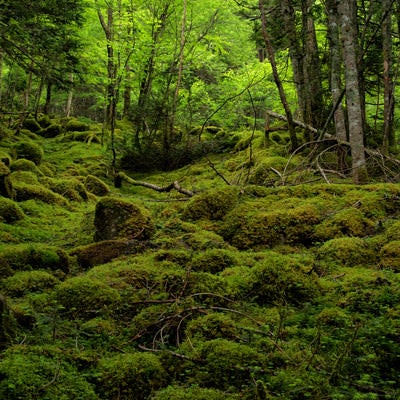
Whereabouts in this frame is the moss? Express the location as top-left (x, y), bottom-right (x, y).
top-left (38, 123), bottom-right (62, 138)
top-left (1, 270), bottom-right (59, 297)
top-left (247, 156), bottom-right (288, 185)
top-left (0, 244), bottom-right (69, 273)
top-left (0, 160), bottom-right (10, 175)
top-left (22, 118), bottom-right (41, 133)
top-left (190, 248), bottom-right (237, 273)
top-left (65, 119), bottom-right (90, 132)
top-left (0, 152), bottom-right (11, 167)
top-left (0, 161), bottom-right (13, 198)
top-left (71, 239), bottom-right (156, 268)
top-left (97, 352), bottom-right (167, 400)
top-left (221, 202), bottom-right (322, 249)
top-left (152, 386), bottom-right (241, 400)
top-left (313, 208), bottom-right (375, 241)
top-left (94, 197), bottom-right (155, 241)
top-left (153, 249), bottom-right (192, 266)
top-left (13, 141), bottom-right (44, 166)
top-left (41, 177), bottom-right (88, 202)
top-left (84, 174), bottom-right (109, 196)
top-left (316, 308), bottom-right (352, 329)
top-left (180, 230), bottom-right (229, 251)
top-left (10, 158), bottom-right (43, 175)
top-left (13, 182), bottom-right (68, 205)
top-left (183, 187), bottom-right (239, 220)
top-left (0, 197), bottom-right (24, 223)
top-left (53, 276), bottom-right (120, 318)
top-left (10, 170), bottom-right (39, 185)
top-left (380, 241), bottom-right (400, 271)
top-left (37, 114), bottom-right (51, 128)
top-left (317, 237), bottom-right (375, 268)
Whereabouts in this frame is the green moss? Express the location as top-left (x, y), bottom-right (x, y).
top-left (38, 123), bottom-right (62, 138)
top-left (13, 182), bottom-right (68, 205)
top-left (84, 174), bottom-right (109, 196)
top-left (22, 118), bottom-right (41, 133)
top-left (53, 276), bottom-right (120, 318)
top-left (190, 248), bottom-right (237, 273)
top-left (1, 270), bottom-right (59, 296)
top-left (0, 244), bottom-right (69, 273)
top-left (0, 160), bottom-right (10, 175)
top-left (153, 386), bottom-right (241, 400)
top-left (10, 158), bottom-right (43, 175)
top-left (13, 141), bottom-right (44, 165)
top-left (10, 170), bottom-right (39, 185)
top-left (247, 156), bottom-right (288, 185)
top-left (65, 119), bottom-right (90, 132)
top-left (0, 197), bottom-right (24, 223)
top-left (183, 187), bottom-right (239, 220)
top-left (313, 208), bottom-right (375, 241)
top-left (41, 176), bottom-right (88, 202)
top-left (380, 241), bottom-right (400, 271)
top-left (97, 352), bottom-right (167, 400)
top-left (317, 237), bottom-right (375, 268)
top-left (94, 197), bottom-right (155, 241)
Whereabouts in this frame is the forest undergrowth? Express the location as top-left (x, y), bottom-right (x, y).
top-left (0, 117), bottom-right (399, 400)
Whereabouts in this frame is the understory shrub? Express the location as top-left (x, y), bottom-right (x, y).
top-left (97, 352), bottom-right (167, 399)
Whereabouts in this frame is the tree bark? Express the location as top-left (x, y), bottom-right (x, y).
top-left (338, 0), bottom-right (368, 183)
top-left (259, 0), bottom-right (298, 151)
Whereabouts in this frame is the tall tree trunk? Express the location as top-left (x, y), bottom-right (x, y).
top-left (66, 73), bottom-right (74, 117)
top-left (382, 0), bottom-right (395, 152)
top-left (43, 81), bottom-right (52, 115)
top-left (122, 65), bottom-right (131, 119)
top-left (259, 0), bottom-right (298, 151)
top-left (338, 0), bottom-right (368, 183)
top-left (301, 0), bottom-right (324, 135)
top-left (326, 0), bottom-right (347, 142)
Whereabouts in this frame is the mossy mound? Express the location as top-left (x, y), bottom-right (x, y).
top-left (190, 248), bottom-right (237, 273)
top-left (12, 141), bottom-right (43, 165)
top-left (10, 158), bottom-right (43, 175)
top-left (97, 352), bottom-right (167, 400)
top-left (38, 123), bottom-right (62, 138)
top-left (0, 244), bottom-right (70, 274)
top-left (94, 197), bottom-right (155, 241)
top-left (71, 239), bottom-right (156, 268)
top-left (41, 177), bottom-right (88, 202)
top-left (313, 208), bottom-right (375, 241)
top-left (153, 386), bottom-right (241, 400)
top-left (221, 202), bottom-right (322, 249)
top-left (247, 156), bottom-right (288, 185)
top-left (0, 161), bottom-right (13, 198)
top-left (0, 197), bottom-right (24, 223)
top-left (1, 270), bottom-right (59, 297)
top-left (183, 187), bottom-right (239, 220)
top-left (13, 182), bottom-right (68, 205)
top-left (380, 241), bottom-right (400, 271)
top-left (22, 118), bottom-right (41, 133)
top-left (52, 276), bottom-right (120, 319)
top-left (65, 119), bottom-right (90, 132)
top-left (62, 131), bottom-right (101, 143)
top-left (317, 237), bottom-right (376, 268)
top-left (84, 174), bottom-right (109, 196)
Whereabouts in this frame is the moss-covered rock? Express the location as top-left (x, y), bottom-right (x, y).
top-left (190, 248), bottom-right (237, 273)
top-left (94, 197), bottom-right (155, 241)
top-left (152, 386), bottom-right (241, 400)
top-left (41, 177), bottom-right (88, 202)
top-left (22, 118), bottom-right (41, 133)
top-left (65, 119), bottom-right (90, 132)
top-left (13, 182), bottom-right (68, 205)
top-left (0, 244), bottom-right (69, 273)
top-left (183, 187), bottom-right (239, 221)
top-left (0, 197), bottom-right (24, 223)
top-left (38, 123), bottom-right (62, 138)
top-left (0, 294), bottom-right (16, 350)
top-left (12, 141), bottom-right (43, 165)
top-left (380, 241), bottom-right (400, 271)
top-left (317, 237), bottom-right (375, 268)
top-left (84, 174), bottom-right (109, 196)
top-left (71, 239), bottom-right (156, 268)
top-left (0, 161), bottom-right (13, 198)
top-left (10, 158), bottom-right (43, 175)
top-left (97, 352), bottom-right (167, 400)
top-left (1, 270), bottom-right (59, 297)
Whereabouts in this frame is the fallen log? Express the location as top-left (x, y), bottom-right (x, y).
top-left (265, 110), bottom-right (318, 134)
top-left (118, 172), bottom-right (194, 197)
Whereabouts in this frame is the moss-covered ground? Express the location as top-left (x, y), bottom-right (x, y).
top-left (0, 119), bottom-right (399, 399)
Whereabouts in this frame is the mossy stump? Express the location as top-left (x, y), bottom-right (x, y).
top-left (94, 197), bottom-right (155, 242)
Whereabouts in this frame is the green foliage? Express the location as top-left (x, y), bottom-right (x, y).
top-left (183, 187), bottom-right (239, 221)
top-left (12, 141), bottom-right (44, 166)
top-left (0, 345), bottom-right (97, 400)
top-left (97, 352), bottom-right (167, 399)
top-left (84, 174), bottom-right (109, 196)
top-left (1, 270), bottom-right (59, 297)
top-left (0, 197), bottom-right (24, 223)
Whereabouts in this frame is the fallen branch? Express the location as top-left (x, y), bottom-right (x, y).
top-left (118, 172), bottom-right (194, 197)
top-left (265, 110), bottom-right (318, 134)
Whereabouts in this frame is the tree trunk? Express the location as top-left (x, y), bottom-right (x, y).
top-left (259, 0), bottom-right (298, 151)
top-left (66, 73), bottom-right (74, 117)
top-left (338, 0), bottom-right (368, 183)
top-left (382, 0), bottom-right (395, 152)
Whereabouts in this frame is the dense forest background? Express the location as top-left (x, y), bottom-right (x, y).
top-left (1, 1), bottom-right (400, 399)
